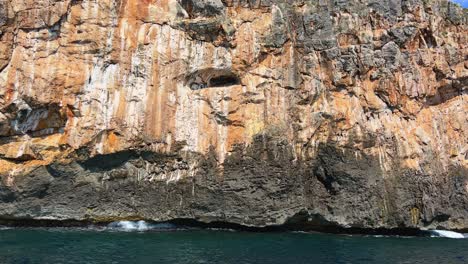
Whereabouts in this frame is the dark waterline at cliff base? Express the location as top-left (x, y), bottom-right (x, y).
top-left (1, 228), bottom-right (467, 264)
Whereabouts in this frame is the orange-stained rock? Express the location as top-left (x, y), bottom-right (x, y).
top-left (0, 0), bottom-right (466, 230)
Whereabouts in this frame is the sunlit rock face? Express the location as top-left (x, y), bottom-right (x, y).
top-left (0, 0), bottom-right (466, 231)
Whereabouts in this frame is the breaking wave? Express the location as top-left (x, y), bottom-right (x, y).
top-left (429, 230), bottom-right (467, 239)
top-left (107, 221), bottom-right (178, 232)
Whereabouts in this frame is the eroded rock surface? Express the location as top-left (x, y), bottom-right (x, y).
top-left (0, 0), bottom-right (467, 231)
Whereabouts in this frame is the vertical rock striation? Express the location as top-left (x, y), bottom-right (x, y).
top-left (0, 0), bottom-right (467, 231)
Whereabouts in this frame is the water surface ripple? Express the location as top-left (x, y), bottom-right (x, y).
top-left (0, 228), bottom-right (467, 264)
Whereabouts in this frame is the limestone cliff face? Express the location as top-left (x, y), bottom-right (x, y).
top-left (0, 0), bottom-right (466, 230)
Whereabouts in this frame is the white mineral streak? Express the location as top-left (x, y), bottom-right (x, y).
top-left (67, 1), bottom-right (121, 149)
top-left (175, 81), bottom-right (200, 152)
top-left (123, 30), bottom-right (150, 135)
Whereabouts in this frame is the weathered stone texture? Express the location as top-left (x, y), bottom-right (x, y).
top-left (0, 0), bottom-right (466, 231)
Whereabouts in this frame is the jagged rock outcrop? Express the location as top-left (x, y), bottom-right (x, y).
top-left (0, 0), bottom-right (467, 231)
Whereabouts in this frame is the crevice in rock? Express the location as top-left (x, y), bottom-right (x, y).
top-left (419, 28), bottom-right (437, 48)
top-left (425, 76), bottom-right (467, 106)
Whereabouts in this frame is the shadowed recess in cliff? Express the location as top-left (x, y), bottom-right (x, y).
top-left (75, 150), bottom-right (175, 172)
top-left (0, 99), bottom-right (67, 137)
top-left (179, 0), bottom-right (226, 18)
top-left (186, 68), bottom-right (241, 90)
top-left (425, 76), bottom-right (467, 106)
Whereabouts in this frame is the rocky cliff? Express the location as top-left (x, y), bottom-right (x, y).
top-left (0, 0), bottom-right (467, 231)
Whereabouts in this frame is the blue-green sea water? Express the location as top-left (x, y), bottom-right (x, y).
top-left (0, 227), bottom-right (467, 264)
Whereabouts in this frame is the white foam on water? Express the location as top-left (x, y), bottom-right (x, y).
top-left (429, 230), bottom-right (466, 239)
top-left (107, 221), bottom-right (177, 232)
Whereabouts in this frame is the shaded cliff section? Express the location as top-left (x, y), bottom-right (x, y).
top-left (1, 134), bottom-right (467, 232)
top-left (0, 0), bottom-right (467, 232)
